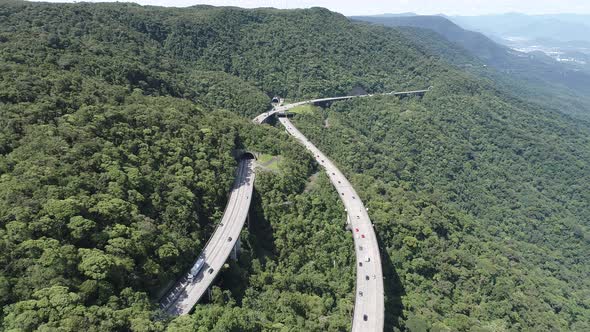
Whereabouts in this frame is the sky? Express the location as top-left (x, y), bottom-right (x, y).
top-left (29, 0), bottom-right (590, 16)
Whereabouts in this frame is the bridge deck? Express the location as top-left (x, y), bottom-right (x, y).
top-left (161, 159), bottom-right (255, 315)
top-left (278, 116), bottom-right (385, 332)
top-left (254, 89), bottom-right (429, 124)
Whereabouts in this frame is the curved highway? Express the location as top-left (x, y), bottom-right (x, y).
top-left (253, 89), bottom-right (429, 124)
top-left (162, 88), bottom-right (427, 328)
top-left (255, 90), bottom-right (428, 331)
top-left (277, 116), bottom-right (385, 331)
top-left (161, 158), bottom-right (255, 314)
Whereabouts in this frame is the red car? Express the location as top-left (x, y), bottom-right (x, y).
top-left (361, 234), bottom-right (365, 239)
top-left (355, 228), bottom-right (359, 232)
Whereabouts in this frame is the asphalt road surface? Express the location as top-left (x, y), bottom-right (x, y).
top-left (161, 158), bottom-right (255, 315)
top-left (278, 116), bottom-right (385, 332)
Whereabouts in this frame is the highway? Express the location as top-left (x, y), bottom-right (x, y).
top-left (162, 88), bottom-right (426, 326)
top-left (277, 116), bottom-right (385, 332)
top-left (253, 88), bottom-right (430, 124)
top-left (160, 158), bottom-right (255, 315)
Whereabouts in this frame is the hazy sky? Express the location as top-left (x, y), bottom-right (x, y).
top-left (30, 0), bottom-right (590, 16)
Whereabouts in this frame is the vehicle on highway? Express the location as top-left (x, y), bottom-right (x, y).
top-left (363, 314), bottom-right (368, 321)
top-left (366, 257), bottom-right (371, 262)
top-left (208, 268), bottom-right (214, 274)
top-left (188, 257), bottom-right (206, 281)
top-left (361, 234), bottom-right (365, 238)
top-left (355, 228), bottom-right (359, 232)
top-left (228, 237), bottom-right (232, 242)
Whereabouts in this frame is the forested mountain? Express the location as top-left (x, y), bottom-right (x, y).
top-left (1, 1), bottom-right (589, 331)
top-left (351, 15), bottom-right (510, 64)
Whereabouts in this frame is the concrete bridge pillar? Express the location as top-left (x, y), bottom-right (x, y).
top-left (230, 237), bottom-right (241, 261)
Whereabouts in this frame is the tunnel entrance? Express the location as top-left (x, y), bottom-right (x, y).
top-left (241, 152), bottom-right (256, 160)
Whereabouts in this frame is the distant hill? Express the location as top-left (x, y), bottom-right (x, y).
top-left (508, 19), bottom-right (590, 42)
top-left (447, 13), bottom-right (590, 77)
top-left (351, 15), bottom-right (511, 64)
top-left (352, 14), bottom-right (590, 117)
top-left (366, 12), bottom-right (417, 18)
top-left (451, 13), bottom-right (590, 42)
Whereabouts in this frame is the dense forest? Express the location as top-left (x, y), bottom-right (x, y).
top-left (292, 91), bottom-right (590, 330)
top-left (1, 1), bottom-right (589, 331)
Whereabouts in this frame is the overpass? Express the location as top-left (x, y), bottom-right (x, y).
top-left (160, 157), bottom-right (255, 315)
top-left (253, 88), bottom-right (430, 124)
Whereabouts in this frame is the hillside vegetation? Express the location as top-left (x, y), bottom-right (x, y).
top-left (1, 1), bottom-right (589, 331)
top-left (293, 90), bottom-right (590, 330)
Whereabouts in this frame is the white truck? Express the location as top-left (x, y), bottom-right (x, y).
top-left (188, 257), bottom-right (205, 282)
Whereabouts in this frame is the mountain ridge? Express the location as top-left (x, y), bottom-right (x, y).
top-left (351, 14), bottom-right (590, 119)
top-left (1, 2), bottom-right (589, 331)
